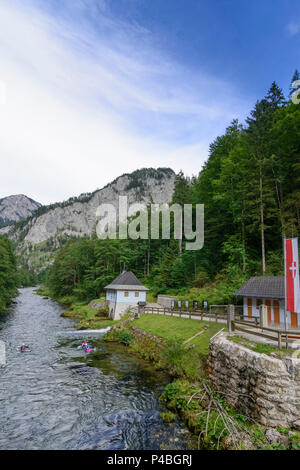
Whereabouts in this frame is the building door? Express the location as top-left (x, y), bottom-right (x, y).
top-left (247, 298), bottom-right (252, 317)
top-left (274, 300), bottom-right (280, 325)
top-left (266, 300), bottom-right (271, 323)
top-left (291, 312), bottom-right (298, 329)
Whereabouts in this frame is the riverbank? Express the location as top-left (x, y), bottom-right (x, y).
top-left (35, 287), bottom-right (119, 330)
top-left (104, 315), bottom-right (300, 450)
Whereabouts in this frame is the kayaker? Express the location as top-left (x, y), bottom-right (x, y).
top-left (81, 340), bottom-right (88, 350)
top-left (20, 344), bottom-right (29, 352)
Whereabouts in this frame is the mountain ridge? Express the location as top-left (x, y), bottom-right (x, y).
top-left (0, 194), bottom-right (41, 227)
top-left (1, 167), bottom-right (176, 273)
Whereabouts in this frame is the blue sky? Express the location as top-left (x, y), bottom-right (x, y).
top-left (107, 0), bottom-right (299, 96)
top-left (0, 0), bottom-right (299, 204)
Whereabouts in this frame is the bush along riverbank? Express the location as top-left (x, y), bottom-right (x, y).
top-left (104, 314), bottom-right (300, 450)
top-left (0, 236), bottom-right (18, 314)
top-left (35, 287), bottom-right (119, 330)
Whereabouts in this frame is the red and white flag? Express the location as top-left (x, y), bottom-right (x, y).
top-left (285, 238), bottom-right (300, 313)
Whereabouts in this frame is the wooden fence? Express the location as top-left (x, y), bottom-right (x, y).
top-left (231, 319), bottom-right (300, 349)
top-left (143, 306), bottom-right (230, 322)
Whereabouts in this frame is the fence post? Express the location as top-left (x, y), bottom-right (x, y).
top-left (260, 304), bottom-right (268, 329)
top-left (278, 331), bottom-right (282, 349)
top-left (137, 302), bottom-right (145, 318)
top-left (227, 304), bottom-right (235, 334)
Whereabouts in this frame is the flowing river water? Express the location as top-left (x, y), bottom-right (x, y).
top-left (0, 288), bottom-right (191, 450)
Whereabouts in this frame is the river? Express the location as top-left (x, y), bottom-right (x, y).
top-left (0, 288), bottom-right (191, 450)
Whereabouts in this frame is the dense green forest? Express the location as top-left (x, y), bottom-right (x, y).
top-left (0, 235), bottom-right (39, 312)
top-left (0, 236), bottom-right (18, 312)
top-left (44, 77), bottom-right (299, 304)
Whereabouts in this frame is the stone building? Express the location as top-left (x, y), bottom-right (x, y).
top-left (157, 294), bottom-right (177, 309)
top-left (105, 271), bottom-right (148, 320)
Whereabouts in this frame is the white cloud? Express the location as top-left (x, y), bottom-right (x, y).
top-left (287, 22), bottom-right (300, 36)
top-left (0, 0), bottom-right (250, 204)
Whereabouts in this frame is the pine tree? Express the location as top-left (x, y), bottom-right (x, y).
top-left (172, 171), bottom-right (191, 256)
top-left (244, 84), bottom-right (284, 275)
top-left (266, 81), bottom-right (286, 109)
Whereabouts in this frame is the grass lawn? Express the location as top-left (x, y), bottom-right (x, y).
top-left (77, 319), bottom-right (119, 329)
top-left (133, 314), bottom-right (224, 354)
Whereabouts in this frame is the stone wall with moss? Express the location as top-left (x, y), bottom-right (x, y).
top-left (129, 326), bottom-right (165, 362)
top-left (106, 320), bottom-right (166, 363)
top-left (207, 333), bottom-right (300, 429)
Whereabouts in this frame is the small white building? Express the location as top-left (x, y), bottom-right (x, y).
top-left (235, 276), bottom-right (299, 329)
top-left (105, 271), bottom-right (148, 320)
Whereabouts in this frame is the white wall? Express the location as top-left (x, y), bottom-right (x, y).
top-left (242, 296), bottom-right (299, 327)
top-left (106, 289), bottom-right (117, 302)
top-left (106, 288), bottom-right (146, 320)
top-left (116, 290), bottom-right (146, 304)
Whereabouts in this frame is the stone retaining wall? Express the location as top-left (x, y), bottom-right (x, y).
top-left (207, 333), bottom-right (300, 429)
top-left (88, 300), bottom-right (107, 311)
top-left (130, 326), bottom-right (165, 362)
top-left (107, 320), bottom-right (165, 362)
top-left (157, 295), bottom-right (176, 308)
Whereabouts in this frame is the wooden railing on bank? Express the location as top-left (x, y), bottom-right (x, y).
top-left (143, 306), bottom-right (260, 322)
top-left (143, 306), bottom-right (231, 322)
top-left (231, 319), bottom-right (300, 349)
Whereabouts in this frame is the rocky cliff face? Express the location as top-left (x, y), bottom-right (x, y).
top-left (3, 168), bottom-right (175, 272)
top-left (0, 195), bottom-right (41, 227)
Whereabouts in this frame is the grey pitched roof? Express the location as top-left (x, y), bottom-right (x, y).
top-left (104, 271), bottom-right (148, 291)
top-left (234, 276), bottom-right (284, 299)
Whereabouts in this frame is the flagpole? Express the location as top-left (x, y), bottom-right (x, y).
top-left (283, 237), bottom-right (288, 349)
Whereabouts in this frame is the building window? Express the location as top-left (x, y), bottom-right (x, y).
top-left (124, 291), bottom-right (129, 297)
top-left (135, 291), bottom-right (139, 297)
top-left (256, 298), bottom-right (263, 309)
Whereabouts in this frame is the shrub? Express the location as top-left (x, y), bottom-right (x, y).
top-left (162, 339), bottom-right (187, 377)
top-left (160, 412), bottom-right (176, 423)
top-left (95, 307), bottom-right (109, 317)
top-left (119, 330), bottom-right (132, 346)
top-left (193, 271), bottom-right (210, 288)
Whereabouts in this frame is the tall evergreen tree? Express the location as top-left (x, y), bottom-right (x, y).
top-left (172, 171), bottom-right (191, 256)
